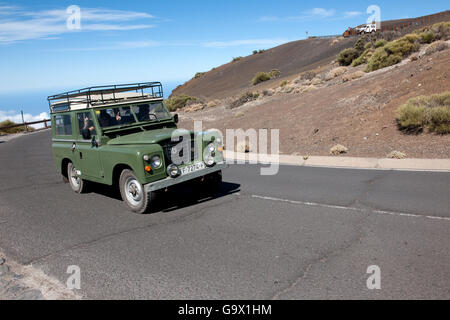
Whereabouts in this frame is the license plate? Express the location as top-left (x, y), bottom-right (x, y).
top-left (180, 162), bottom-right (205, 175)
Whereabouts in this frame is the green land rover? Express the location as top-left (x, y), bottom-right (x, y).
top-left (48, 82), bottom-right (226, 214)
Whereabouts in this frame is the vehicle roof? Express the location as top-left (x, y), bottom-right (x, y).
top-left (48, 82), bottom-right (164, 113)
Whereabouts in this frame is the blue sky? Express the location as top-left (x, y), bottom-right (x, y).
top-left (0, 0), bottom-right (448, 122)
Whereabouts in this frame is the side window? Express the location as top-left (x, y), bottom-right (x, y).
top-left (54, 114), bottom-right (72, 136)
top-left (77, 112), bottom-right (96, 138)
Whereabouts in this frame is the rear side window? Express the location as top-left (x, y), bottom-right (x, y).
top-left (54, 115), bottom-right (72, 136)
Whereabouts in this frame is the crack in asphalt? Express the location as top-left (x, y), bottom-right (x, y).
top-left (23, 193), bottom-right (241, 265)
top-left (270, 211), bottom-right (371, 300)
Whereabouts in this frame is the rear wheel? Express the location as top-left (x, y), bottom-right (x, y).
top-left (119, 169), bottom-right (153, 214)
top-left (67, 162), bottom-right (88, 194)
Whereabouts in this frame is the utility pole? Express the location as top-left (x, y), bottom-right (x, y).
top-left (21, 110), bottom-right (28, 133)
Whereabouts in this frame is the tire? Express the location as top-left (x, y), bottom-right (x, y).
top-left (201, 171), bottom-right (223, 195)
top-left (67, 162), bottom-right (88, 194)
top-left (119, 169), bottom-right (153, 214)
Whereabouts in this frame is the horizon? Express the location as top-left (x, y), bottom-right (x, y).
top-left (0, 0), bottom-right (448, 124)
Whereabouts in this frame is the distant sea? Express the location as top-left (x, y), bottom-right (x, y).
top-left (0, 80), bottom-right (184, 118)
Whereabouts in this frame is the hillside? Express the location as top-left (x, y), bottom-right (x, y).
top-left (171, 37), bottom-right (356, 100)
top-left (178, 41), bottom-right (450, 158)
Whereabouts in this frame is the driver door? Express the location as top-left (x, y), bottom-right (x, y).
top-left (75, 111), bottom-right (104, 180)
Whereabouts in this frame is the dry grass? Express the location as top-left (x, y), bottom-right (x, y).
top-left (330, 144), bottom-right (349, 156)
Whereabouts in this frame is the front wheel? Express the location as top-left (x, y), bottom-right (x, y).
top-left (119, 169), bottom-right (153, 214)
top-left (200, 171), bottom-right (223, 195)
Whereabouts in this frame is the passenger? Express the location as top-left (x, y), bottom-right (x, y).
top-left (98, 109), bottom-right (122, 127)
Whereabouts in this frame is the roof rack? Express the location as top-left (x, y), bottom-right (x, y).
top-left (48, 82), bottom-right (163, 112)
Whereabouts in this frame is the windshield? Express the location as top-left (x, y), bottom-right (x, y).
top-left (96, 101), bottom-right (171, 129)
top-left (97, 106), bottom-right (136, 128)
top-left (132, 102), bottom-right (171, 122)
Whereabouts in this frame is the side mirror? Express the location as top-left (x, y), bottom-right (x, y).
top-left (81, 128), bottom-right (91, 140)
top-left (173, 114), bottom-right (179, 124)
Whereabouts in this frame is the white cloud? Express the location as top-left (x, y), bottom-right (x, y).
top-left (0, 5), bottom-right (156, 44)
top-left (48, 40), bottom-right (162, 52)
top-left (203, 38), bottom-right (289, 48)
top-left (259, 7), bottom-right (363, 22)
top-left (0, 110), bottom-right (49, 128)
top-left (304, 8), bottom-right (336, 18)
top-left (344, 11), bottom-right (363, 18)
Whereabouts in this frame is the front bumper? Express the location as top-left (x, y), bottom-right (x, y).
top-left (144, 162), bottom-right (228, 193)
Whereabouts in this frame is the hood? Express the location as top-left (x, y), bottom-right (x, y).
top-left (107, 128), bottom-right (178, 145)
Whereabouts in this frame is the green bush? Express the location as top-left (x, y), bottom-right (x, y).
top-left (165, 95), bottom-right (197, 111)
top-left (365, 36), bottom-right (420, 72)
top-left (337, 48), bottom-right (360, 66)
top-left (352, 48), bottom-right (374, 66)
top-left (397, 92), bottom-right (450, 134)
top-left (364, 42), bottom-right (373, 50)
top-left (374, 39), bottom-right (387, 48)
top-left (280, 80), bottom-right (288, 87)
top-left (404, 33), bottom-right (419, 43)
top-left (0, 120), bottom-right (25, 134)
top-left (429, 107), bottom-right (450, 134)
top-left (194, 72), bottom-right (205, 79)
top-left (420, 31), bottom-right (435, 44)
top-left (232, 57), bottom-right (243, 62)
top-left (354, 36), bottom-right (369, 53)
top-left (269, 69), bottom-right (281, 78)
top-left (251, 72), bottom-right (271, 85)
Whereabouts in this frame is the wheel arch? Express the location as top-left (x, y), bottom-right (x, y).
top-left (112, 164), bottom-right (133, 187)
top-left (61, 158), bottom-right (72, 179)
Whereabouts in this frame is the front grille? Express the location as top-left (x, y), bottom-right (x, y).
top-left (162, 137), bottom-right (198, 165)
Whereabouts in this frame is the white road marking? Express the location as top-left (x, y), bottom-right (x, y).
top-left (252, 195), bottom-right (450, 222)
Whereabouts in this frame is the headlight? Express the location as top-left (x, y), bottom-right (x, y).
top-left (150, 155), bottom-right (162, 169)
top-left (207, 143), bottom-right (216, 153)
top-left (143, 155), bottom-right (150, 161)
top-left (167, 164), bottom-right (180, 178)
top-left (205, 155), bottom-right (215, 167)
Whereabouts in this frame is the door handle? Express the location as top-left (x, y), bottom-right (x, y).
top-left (71, 143), bottom-right (76, 152)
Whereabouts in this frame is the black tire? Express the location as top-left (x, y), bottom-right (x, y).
top-left (67, 162), bottom-right (88, 194)
top-left (201, 171), bottom-right (223, 195)
top-left (119, 169), bottom-right (153, 214)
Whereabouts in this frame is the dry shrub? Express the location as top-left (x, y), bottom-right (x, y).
top-left (424, 40), bottom-right (449, 56)
top-left (206, 101), bottom-right (217, 108)
top-left (330, 144), bottom-right (349, 156)
top-left (325, 67), bottom-right (347, 81)
top-left (184, 103), bottom-right (204, 113)
top-left (387, 151), bottom-right (407, 159)
top-left (229, 92), bottom-right (259, 109)
top-left (251, 72), bottom-right (271, 85)
top-left (342, 71), bottom-right (365, 82)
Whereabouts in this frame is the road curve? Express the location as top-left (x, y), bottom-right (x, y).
top-left (0, 130), bottom-right (449, 299)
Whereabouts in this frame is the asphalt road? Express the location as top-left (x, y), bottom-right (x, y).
top-left (0, 130), bottom-right (449, 299)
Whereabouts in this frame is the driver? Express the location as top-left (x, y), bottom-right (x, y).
top-left (81, 116), bottom-right (95, 139)
top-left (137, 104), bottom-right (150, 122)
